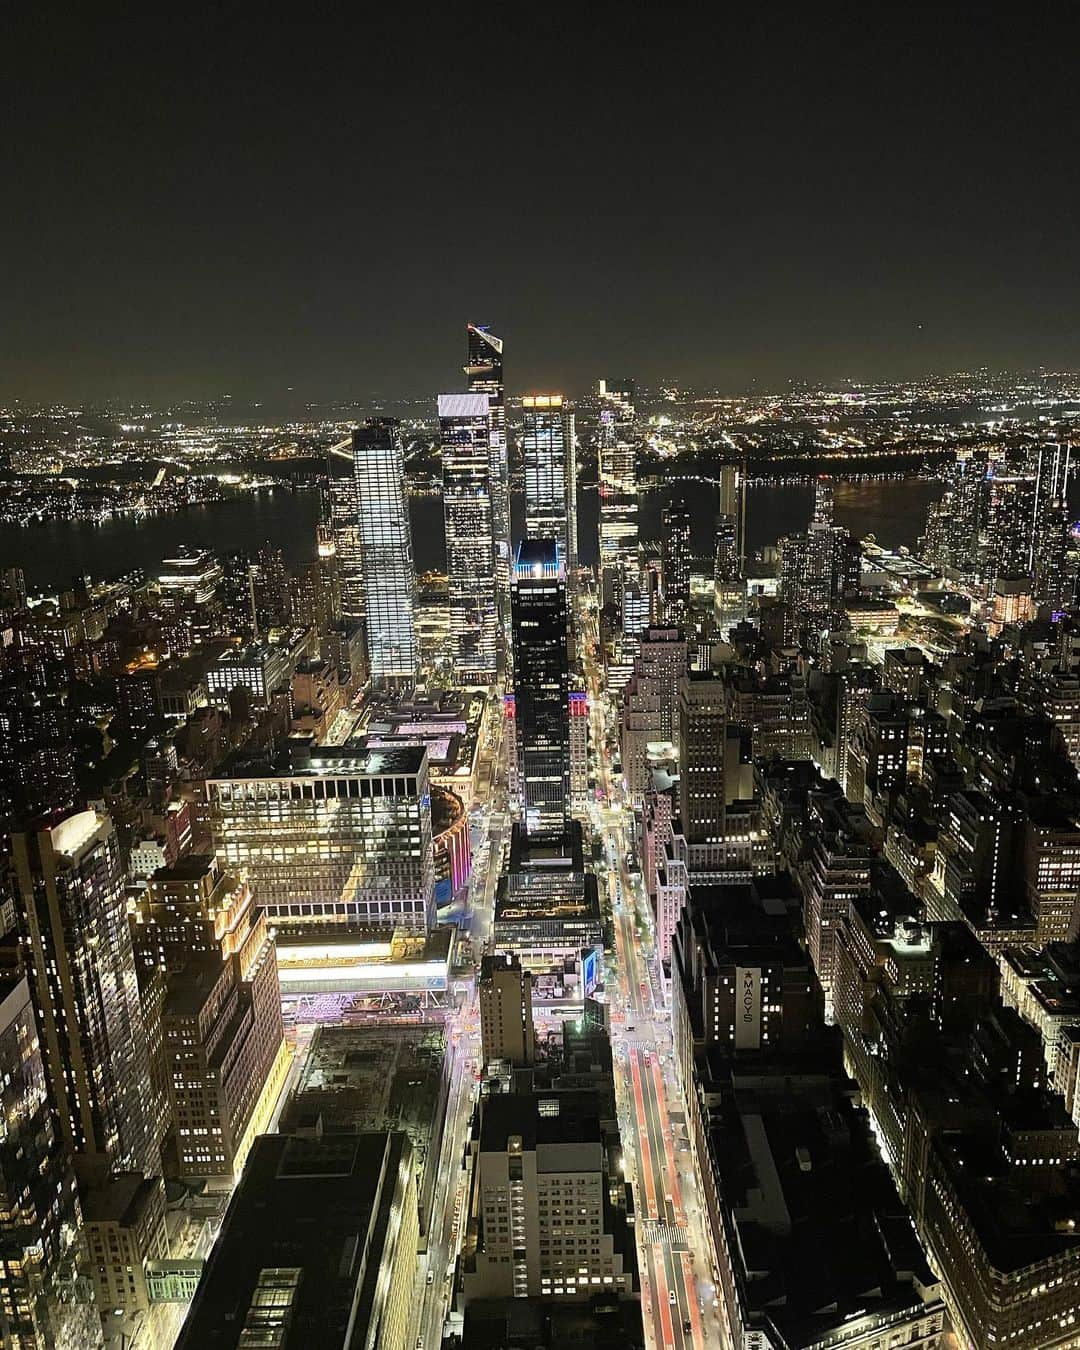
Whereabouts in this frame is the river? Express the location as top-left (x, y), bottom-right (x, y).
top-left (1, 478), bottom-right (944, 595)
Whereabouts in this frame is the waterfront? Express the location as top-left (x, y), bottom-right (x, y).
top-left (0, 477), bottom-right (945, 594)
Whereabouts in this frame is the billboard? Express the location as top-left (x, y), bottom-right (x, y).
top-left (582, 947), bottom-right (600, 996)
top-left (734, 966), bottom-right (761, 1049)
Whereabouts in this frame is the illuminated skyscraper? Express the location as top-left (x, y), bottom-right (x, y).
top-left (596, 377), bottom-right (636, 423)
top-left (325, 460), bottom-right (365, 620)
top-left (511, 540), bottom-right (571, 838)
top-left (0, 970), bottom-right (100, 1347)
top-left (1032, 441), bottom-right (1074, 607)
top-left (465, 325), bottom-right (509, 631)
top-left (439, 392), bottom-right (499, 679)
top-left (353, 419), bottom-right (418, 686)
top-left (597, 410), bottom-right (638, 611)
top-left (714, 511), bottom-right (744, 635)
top-left (982, 445), bottom-right (1038, 582)
top-left (522, 395), bottom-right (577, 577)
top-left (780, 481), bottom-right (860, 647)
top-left (12, 808), bottom-right (158, 1177)
top-left (661, 501), bottom-right (692, 618)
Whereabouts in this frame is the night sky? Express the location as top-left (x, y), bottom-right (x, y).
top-left (4, 10), bottom-right (1079, 405)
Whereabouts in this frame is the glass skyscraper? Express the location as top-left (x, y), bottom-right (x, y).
top-left (597, 409), bottom-right (638, 611)
top-left (439, 392), bottom-right (498, 679)
top-left (465, 325), bottom-right (509, 640)
top-left (353, 419), bottom-right (418, 685)
top-left (511, 539), bottom-right (571, 838)
top-left (325, 459), bottom-right (365, 620)
top-left (522, 395), bottom-right (577, 578)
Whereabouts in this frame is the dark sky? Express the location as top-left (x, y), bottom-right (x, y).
top-left (3, 10), bottom-right (1079, 405)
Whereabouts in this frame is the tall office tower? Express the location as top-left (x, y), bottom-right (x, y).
top-left (511, 540), bottom-right (571, 838)
top-left (130, 856), bottom-right (289, 1182)
top-left (249, 544), bottom-right (291, 631)
top-left (714, 511), bottom-right (744, 635)
top-left (325, 460), bottom-right (366, 620)
top-left (439, 392), bottom-right (499, 680)
top-left (522, 396), bottom-right (578, 577)
top-left (465, 324), bottom-right (510, 628)
top-left (620, 566), bottom-right (652, 640)
top-left (353, 419), bottom-right (418, 686)
top-left (204, 744), bottom-right (436, 932)
top-left (478, 952), bottom-right (535, 1068)
top-left (619, 628), bottom-right (688, 799)
top-left (596, 377), bottom-right (636, 423)
top-left (677, 673), bottom-right (729, 845)
top-left (12, 808), bottom-right (158, 1177)
top-left (0, 970), bottom-right (101, 1349)
top-left (462, 1091), bottom-right (636, 1303)
top-left (661, 502), bottom-right (692, 619)
top-left (597, 410), bottom-right (639, 611)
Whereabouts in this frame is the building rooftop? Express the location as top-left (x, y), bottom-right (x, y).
top-left (280, 1023), bottom-right (446, 1233)
top-left (212, 741), bottom-right (427, 781)
top-left (705, 1066), bottom-right (940, 1348)
top-left (478, 1090), bottom-right (604, 1155)
top-left (176, 1131), bottom-right (409, 1350)
top-left (81, 1172), bottom-right (161, 1228)
top-left (462, 1296), bottom-right (645, 1350)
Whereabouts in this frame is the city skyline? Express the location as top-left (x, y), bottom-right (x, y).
top-left (6, 13), bottom-right (1080, 1348)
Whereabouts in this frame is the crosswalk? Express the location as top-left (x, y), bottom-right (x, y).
top-left (640, 1219), bottom-right (688, 1249)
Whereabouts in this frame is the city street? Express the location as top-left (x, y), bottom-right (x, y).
top-left (407, 696), bottom-right (505, 1350)
top-left (582, 593), bottom-right (728, 1350)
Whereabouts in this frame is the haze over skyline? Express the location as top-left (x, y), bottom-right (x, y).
top-left (4, 10), bottom-right (1079, 404)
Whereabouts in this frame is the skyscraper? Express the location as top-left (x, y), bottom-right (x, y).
top-left (325, 459), bottom-right (365, 620)
top-left (511, 539), bottom-right (571, 838)
top-left (12, 808), bottom-right (158, 1177)
top-left (714, 511), bottom-right (744, 635)
top-left (465, 325), bottom-right (510, 632)
top-left (439, 392), bottom-right (498, 680)
top-left (780, 478), bottom-right (859, 647)
top-left (353, 419), bottom-right (418, 685)
top-left (983, 445), bottom-right (1038, 581)
top-left (597, 410), bottom-right (638, 611)
top-left (522, 396), bottom-right (577, 577)
top-left (0, 970), bottom-right (100, 1348)
top-left (661, 502), bottom-right (692, 618)
top-left (596, 377), bottom-right (636, 423)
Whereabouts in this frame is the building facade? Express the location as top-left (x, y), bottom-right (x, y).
top-left (440, 391), bottom-right (499, 680)
top-left (353, 418), bottom-right (418, 685)
top-left (522, 397), bottom-right (577, 578)
top-left (203, 745), bottom-right (435, 931)
top-left (511, 541), bottom-right (571, 839)
top-left (12, 809), bottom-right (159, 1177)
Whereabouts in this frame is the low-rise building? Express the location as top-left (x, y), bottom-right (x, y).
top-left (177, 1131), bottom-right (417, 1350)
